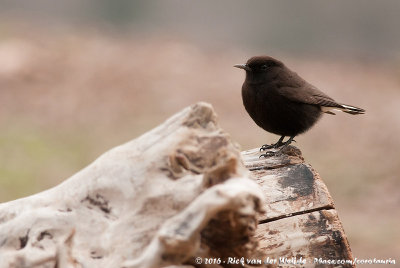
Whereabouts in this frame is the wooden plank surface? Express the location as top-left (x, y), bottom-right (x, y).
top-left (242, 146), bottom-right (354, 267)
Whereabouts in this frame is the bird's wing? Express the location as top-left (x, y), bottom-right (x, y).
top-left (277, 83), bottom-right (341, 108)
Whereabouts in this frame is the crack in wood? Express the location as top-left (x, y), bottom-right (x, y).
top-left (247, 162), bottom-right (296, 171)
top-left (258, 205), bottom-right (335, 225)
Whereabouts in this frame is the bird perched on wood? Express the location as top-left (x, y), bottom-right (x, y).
top-left (234, 56), bottom-right (365, 157)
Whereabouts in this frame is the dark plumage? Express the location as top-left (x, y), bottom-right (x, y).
top-left (234, 56), bottom-right (365, 156)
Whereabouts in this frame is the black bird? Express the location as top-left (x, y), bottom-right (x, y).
top-left (234, 56), bottom-right (365, 157)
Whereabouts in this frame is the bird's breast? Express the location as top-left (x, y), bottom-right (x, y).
top-left (241, 81), bottom-right (321, 136)
top-left (241, 82), bottom-right (269, 128)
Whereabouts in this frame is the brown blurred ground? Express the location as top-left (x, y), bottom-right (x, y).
top-left (0, 32), bottom-right (399, 265)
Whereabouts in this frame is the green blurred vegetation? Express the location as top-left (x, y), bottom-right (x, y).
top-left (0, 123), bottom-right (95, 200)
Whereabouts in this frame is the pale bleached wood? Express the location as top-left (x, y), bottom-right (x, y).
top-left (0, 103), bottom-right (264, 268)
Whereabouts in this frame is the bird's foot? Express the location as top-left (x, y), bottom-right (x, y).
top-left (260, 142), bottom-right (283, 151)
top-left (259, 139), bottom-right (296, 151)
top-left (260, 144), bottom-right (278, 151)
top-left (259, 136), bottom-right (296, 158)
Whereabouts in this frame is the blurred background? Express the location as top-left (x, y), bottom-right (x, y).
top-left (0, 0), bottom-right (399, 265)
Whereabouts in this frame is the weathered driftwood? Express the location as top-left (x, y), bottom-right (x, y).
top-left (0, 102), bottom-right (264, 268)
top-left (0, 102), bottom-right (354, 268)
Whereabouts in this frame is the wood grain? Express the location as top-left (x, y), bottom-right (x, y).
top-left (242, 146), bottom-right (354, 267)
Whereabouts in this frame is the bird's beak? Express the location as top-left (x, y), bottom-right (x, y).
top-left (234, 64), bottom-right (251, 71)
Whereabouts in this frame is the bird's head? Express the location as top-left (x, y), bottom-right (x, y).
top-left (234, 56), bottom-right (284, 83)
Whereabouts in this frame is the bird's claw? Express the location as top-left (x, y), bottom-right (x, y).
top-left (260, 142), bottom-right (283, 151)
top-left (259, 150), bottom-right (282, 158)
top-left (260, 144), bottom-right (274, 151)
top-left (259, 136), bottom-right (296, 155)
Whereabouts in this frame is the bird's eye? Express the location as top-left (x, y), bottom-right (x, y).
top-left (260, 64), bottom-right (268, 70)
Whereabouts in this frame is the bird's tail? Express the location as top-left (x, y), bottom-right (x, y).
top-left (338, 104), bottom-right (365, 115)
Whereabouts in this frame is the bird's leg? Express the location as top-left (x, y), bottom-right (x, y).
top-left (260, 136), bottom-right (285, 151)
top-left (260, 136), bottom-right (296, 158)
top-left (278, 135), bottom-right (296, 150)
